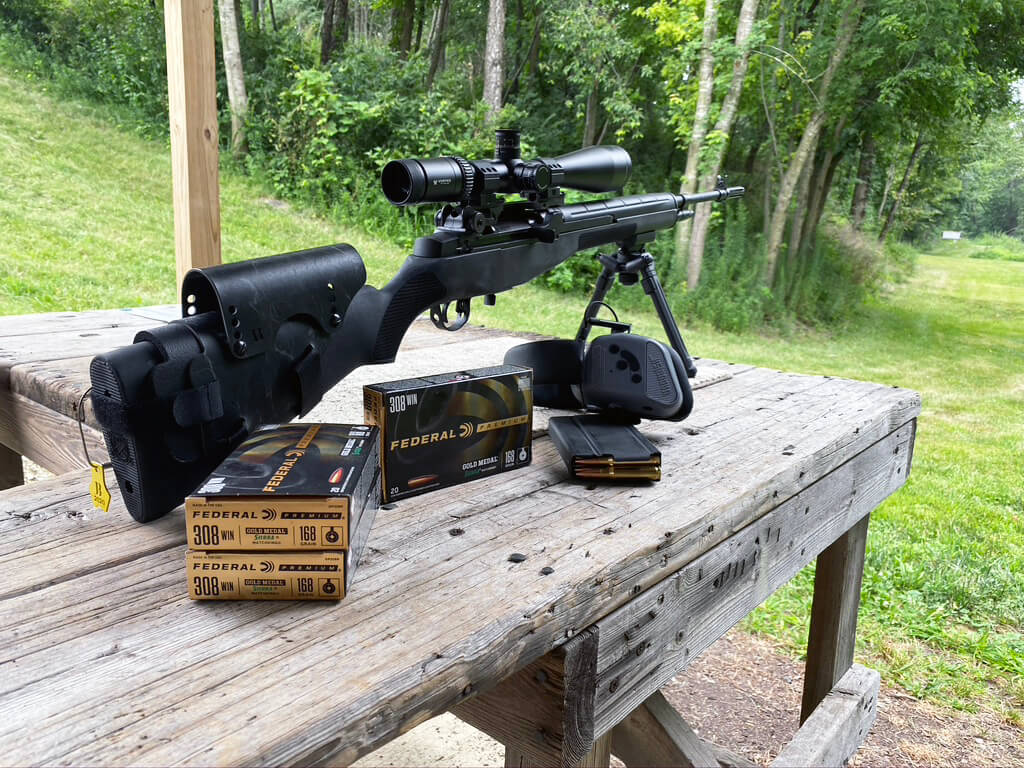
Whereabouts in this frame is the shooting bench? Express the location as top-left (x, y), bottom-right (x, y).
top-left (0, 307), bottom-right (920, 766)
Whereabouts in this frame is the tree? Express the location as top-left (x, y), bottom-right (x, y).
top-left (762, 0), bottom-right (864, 285)
top-left (669, 0), bottom-right (716, 287)
top-left (321, 0), bottom-right (350, 65)
top-left (685, 0), bottom-right (759, 289)
top-left (483, 0), bottom-right (506, 119)
top-left (426, 0), bottom-right (451, 89)
top-left (218, 0), bottom-right (248, 157)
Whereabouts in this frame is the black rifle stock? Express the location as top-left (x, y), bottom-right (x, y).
top-left (91, 134), bottom-right (743, 522)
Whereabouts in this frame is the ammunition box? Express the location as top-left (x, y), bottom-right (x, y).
top-left (364, 365), bottom-right (533, 502)
top-left (186, 423), bottom-right (380, 551)
top-left (187, 551), bottom-right (345, 600)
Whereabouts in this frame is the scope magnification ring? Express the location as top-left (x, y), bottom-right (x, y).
top-left (452, 157), bottom-right (475, 203)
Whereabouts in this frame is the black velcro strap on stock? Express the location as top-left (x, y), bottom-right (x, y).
top-left (172, 356), bottom-right (224, 427)
top-left (135, 322), bottom-right (224, 428)
top-left (90, 389), bottom-right (135, 434)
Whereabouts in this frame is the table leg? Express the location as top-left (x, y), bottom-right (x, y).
top-left (0, 443), bottom-right (24, 490)
top-left (505, 732), bottom-right (611, 768)
top-left (800, 513), bottom-right (870, 723)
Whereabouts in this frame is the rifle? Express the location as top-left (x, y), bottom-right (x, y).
top-left (90, 130), bottom-right (743, 522)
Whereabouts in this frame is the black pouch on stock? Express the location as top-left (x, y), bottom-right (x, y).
top-left (547, 415), bottom-right (661, 482)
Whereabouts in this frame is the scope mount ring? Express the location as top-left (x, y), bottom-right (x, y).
top-left (430, 298), bottom-right (471, 332)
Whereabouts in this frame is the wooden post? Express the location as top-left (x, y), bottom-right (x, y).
top-left (0, 443), bottom-right (24, 490)
top-left (451, 627), bottom-right (600, 767)
top-left (801, 513), bottom-right (870, 723)
top-left (164, 0), bottom-right (222, 292)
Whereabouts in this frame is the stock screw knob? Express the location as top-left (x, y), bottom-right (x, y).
top-left (233, 340), bottom-right (247, 355)
top-left (330, 313), bottom-right (342, 327)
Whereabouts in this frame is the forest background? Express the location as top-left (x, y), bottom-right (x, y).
top-left (3, 0), bottom-right (1023, 332)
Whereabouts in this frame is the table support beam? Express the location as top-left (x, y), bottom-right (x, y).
top-left (775, 664), bottom-right (879, 767)
top-left (610, 691), bottom-right (718, 767)
top-left (801, 513), bottom-right (869, 723)
top-left (505, 732), bottom-right (611, 768)
top-left (0, 443), bottom-right (24, 490)
top-left (452, 627), bottom-right (600, 768)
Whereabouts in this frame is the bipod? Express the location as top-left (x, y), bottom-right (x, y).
top-left (574, 244), bottom-right (698, 378)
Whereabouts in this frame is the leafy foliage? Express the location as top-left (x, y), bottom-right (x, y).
top-left (2, 0), bottom-right (1021, 329)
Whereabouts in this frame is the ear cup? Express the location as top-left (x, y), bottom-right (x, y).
top-left (504, 340), bottom-right (584, 409)
top-left (661, 342), bottom-right (693, 420)
top-left (581, 334), bottom-right (693, 420)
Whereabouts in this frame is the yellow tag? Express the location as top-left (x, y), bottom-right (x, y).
top-left (90, 462), bottom-right (111, 513)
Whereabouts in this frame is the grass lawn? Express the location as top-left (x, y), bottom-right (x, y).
top-left (1, 61), bottom-right (1022, 724)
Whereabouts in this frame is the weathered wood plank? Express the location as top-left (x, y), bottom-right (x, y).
top-left (0, 369), bottom-right (918, 767)
top-left (772, 664), bottom-right (879, 767)
top-left (610, 690), bottom-right (718, 767)
top-left (0, 390), bottom-right (108, 474)
top-left (0, 309), bottom-right (156, 339)
top-left (0, 472), bottom-right (184, 600)
top-left (800, 512), bottom-right (870, 723)
top-left (0, 324), bottom-right (151, 374)
top-left (589, 422), bottom-right (914, 735)
top-left (0, 443), bottom-right (23, 490)
top-left (452, 627), bottom-right (599, 767)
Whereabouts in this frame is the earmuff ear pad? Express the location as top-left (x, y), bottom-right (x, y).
top-left (504, 340), bottom-right (584, 409)
top-left (664, 343), bottom-right (694, 421)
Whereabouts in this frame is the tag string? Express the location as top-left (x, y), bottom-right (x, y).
top-left (78, 387), bottom-right (94, 466)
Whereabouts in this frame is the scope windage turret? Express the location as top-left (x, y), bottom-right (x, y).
top-left (381, 129), bottom-right (632, 206)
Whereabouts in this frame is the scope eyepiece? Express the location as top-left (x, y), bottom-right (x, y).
top-left (382, 131), bottom-right (633, 207)
top-left (381, 157), bottom-right (471, 205)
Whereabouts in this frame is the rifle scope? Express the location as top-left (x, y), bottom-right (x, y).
top-left (381, 129), bottom-right (632, 206)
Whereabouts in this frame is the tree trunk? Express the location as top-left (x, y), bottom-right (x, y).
top-left (426, 0), bottom-right (451, 89)
top-left (320, 0), bottom-right (336, 65)
top-left (505, 14), bottom-right (542, 100)
top-left (266, 0), bottom-right (277, 31)
top-left (582, 79), bottom-right (599, 147)
top-left (878, 130), bottom-right (925, 242)
top-left (762, 0), bottom-right (863, 285)
top-left (396, 0), bottom-right (415, 58)
top-left (670, 0), bottom-right (718, 287)
top-left (798, 115), bottom-right (846, 252)
top-left (251, 0), bottom-right (260, 32)
top-left (805, 148), bottom-right (844, 246)
top-left (685, 0), bottom-right (759, 289)
top-left (218, 0), bottom-right (248, 157)
top-left (334, 0), bottom-right (348, 50)
top-left (482, 0), bottom-right (506, 120)
top-left (787, 155), bottom-right (814, 277)
top-left (850, 131), bottom-right (875, 230)
top-left (413, 0), bottom-right (425, 52)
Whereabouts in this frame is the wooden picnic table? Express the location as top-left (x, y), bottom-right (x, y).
top-left (0, 306), bottom-right (920, 766)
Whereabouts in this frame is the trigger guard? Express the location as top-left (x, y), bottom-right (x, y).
top-left (430, 299), bottom-right (471, 332)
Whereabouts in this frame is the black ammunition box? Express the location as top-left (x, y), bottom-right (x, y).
top-left (186, 423), bottom-right (380, 551)
top-left (364, 365), bottom-right (533, 502)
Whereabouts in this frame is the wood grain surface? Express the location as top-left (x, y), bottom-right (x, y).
top-left (0, 346), bottom-right (919, 766)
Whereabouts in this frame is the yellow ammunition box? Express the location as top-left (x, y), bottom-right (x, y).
top-left (185, 498), bottom-right (350, 550)
top-left (187, 551), bottom-right (345, 600)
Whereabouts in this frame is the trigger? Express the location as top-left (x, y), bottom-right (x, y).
top-left (430, 299), bottom-right (471, 332)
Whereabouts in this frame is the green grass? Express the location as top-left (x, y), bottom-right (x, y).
top-left (926, 233), bottom-right (1024, 263)
top-left (1, 60), bottom-right (1022, 724)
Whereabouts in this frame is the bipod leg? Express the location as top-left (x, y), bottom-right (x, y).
top-left (574, 256), bottom-right (618, 345)
top-left (638, 252), bottom-right (698, 378)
